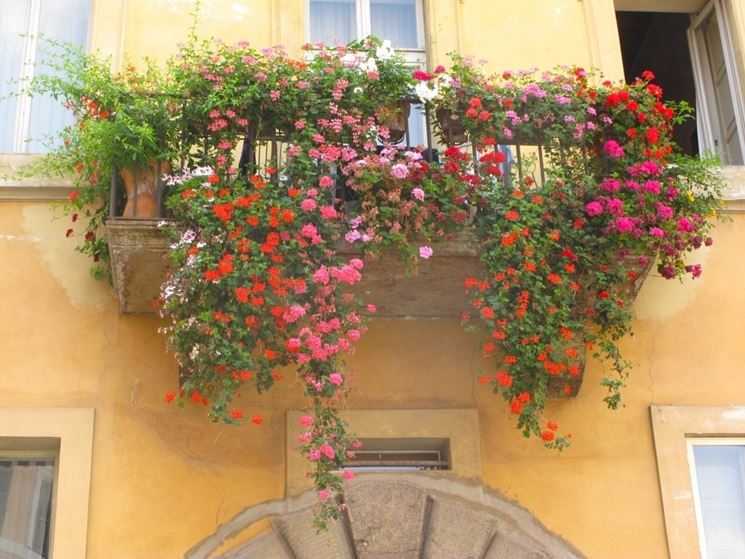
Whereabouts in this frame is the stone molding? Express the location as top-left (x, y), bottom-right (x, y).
top-left (186, 474), bottom-right (586, 559)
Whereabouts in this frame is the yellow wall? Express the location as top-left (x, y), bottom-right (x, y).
top-left (2, 196), bottom-right (744, 558)
top-left (3, 1), bottom-right (745, 557)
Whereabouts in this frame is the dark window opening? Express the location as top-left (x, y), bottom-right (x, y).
top-left (344, 437), bottom-right (451, 471)
top-left (616, 11), bottom-right (699, 156)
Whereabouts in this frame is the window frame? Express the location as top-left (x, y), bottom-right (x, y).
top-left (651, 405), bottom-right (745, 558)
top-left (687, 0), bottom-right (745, 163)
top-left (306, 0), bottom-right (426, 54)
top-left (5, 0), bottom-right (93, 153)
top-left (0, 408), bottom-right (94, 559)
top-left (687, 437), bottom-right (745, 559)
top-left (286, 409), bottom-right (481, 495)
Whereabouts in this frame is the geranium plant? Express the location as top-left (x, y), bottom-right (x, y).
top-left (23, 34), bottom-right (723, 527)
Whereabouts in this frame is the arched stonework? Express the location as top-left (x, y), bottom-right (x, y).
top-left (187, 474), bottom-right (585, 559)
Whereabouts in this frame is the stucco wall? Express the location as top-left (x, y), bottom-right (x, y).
top-left (3, 1), bottom-right (745, 557)
top-left (1, 196), bottom-right (744, 558)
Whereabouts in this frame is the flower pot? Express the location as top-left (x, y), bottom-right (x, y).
top-left (435, 106), bottom-right (468, 145)
top-left (120, 160), bottom-right (169, 219)
top-left (379, 101), bottom-right (411, 144)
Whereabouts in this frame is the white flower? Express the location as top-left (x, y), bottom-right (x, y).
top-left (438, 73), bottom-right (454, 89)
top-left (359, 57), bottom-right (378, 73)
top-left (340, 53), bottom-right (359, 66)
top-left (413, 81), bottom-right (439, 103)
top-left (180, 229), bottom-right (196, 244)
top-left (375, 40), bottom-right (394, 61)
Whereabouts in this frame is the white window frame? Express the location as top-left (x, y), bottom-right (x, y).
top-left (306, 0), bottom-right (426, 58)
top-left (5, 0), bottom-right (92, 153)
top-left (687, 0), bottom-right (745, 161)
top-left (687, 437), bottom-right (745, 559)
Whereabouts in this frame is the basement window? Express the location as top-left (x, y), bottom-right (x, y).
top-left (344, 438), bottom-right (451, 471)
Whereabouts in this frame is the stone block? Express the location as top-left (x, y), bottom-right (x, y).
top-left (345, 480), bottom-right (429, 558)
top-left (274, 510), bottom-right (354, 559)
top-left (422, 497), bottom-right (496, 559)
top-left (484, 534), bottom-right (545, 559)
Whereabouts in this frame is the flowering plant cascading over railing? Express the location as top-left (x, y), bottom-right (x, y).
top-left (34, 34), bottom-right (723, 527)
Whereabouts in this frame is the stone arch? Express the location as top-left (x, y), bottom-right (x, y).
top-left (187, 473), bottom-right (585, 559)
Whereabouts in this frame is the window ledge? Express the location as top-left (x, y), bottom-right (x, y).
top-left (721, 165), bottom-right (745, 211)
top-left (0, 154), bottom-right (74, 201)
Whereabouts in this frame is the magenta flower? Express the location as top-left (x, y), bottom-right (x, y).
top-left (656, 203), bottom-right (673, 220)
top-left (649, 227), bottom-right (665, 238)
top-left (644, 180), bottom-right (662, 194)
top-left (603, 140), bottom-right (625, 158)
top-left (615, 217), bottom-right (635, 232)
top-left (419, 246), bottom-right (434, 259)
top-left (677, 217), bottom-right (693, 232)
top-left (412, 187), bottom-right (425, 201)
top-left (585, 201), bottom-right (603, 216)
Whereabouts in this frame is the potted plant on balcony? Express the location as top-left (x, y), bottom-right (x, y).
top-left (16, 40), bottom-right (181, 277)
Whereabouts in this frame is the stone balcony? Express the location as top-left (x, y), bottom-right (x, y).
top-left (105, 218), bottom-right (483, 316)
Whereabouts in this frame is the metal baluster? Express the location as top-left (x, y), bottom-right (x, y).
top-left (516, 144), bottom-right (523, 186)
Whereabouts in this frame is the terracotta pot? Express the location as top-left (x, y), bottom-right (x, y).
top-left (120, 160), bottom-right (170, 218)
top-left (435, 106), bottom-right (468, 145)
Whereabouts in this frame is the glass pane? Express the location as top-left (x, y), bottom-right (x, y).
top-left (0, 0), bottom-right (29, 153)
top-left (371, 0), bottom-right (418, 49)
top-left (0, 459), bottom-right (55, 559)
top-left (309, 0), bottom-right (356, 46)
top-left (406, 103), bottom-right (425, 148)
top-left (693, 445), bottom-right (745, 559)
top-left (26, 0), bottom-right (90, 152)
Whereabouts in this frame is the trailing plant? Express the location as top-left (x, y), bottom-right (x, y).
top-left (9, 39), bottom-right (182, 278)
top-left (19, 34), bottom-right (724, 526)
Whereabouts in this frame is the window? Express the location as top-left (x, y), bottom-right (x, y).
top-left (0, 452), bottom-right (56, 559)
top-left (287, 409), bottom-right (481, 495)
top-left (689, 440), bottom-right (745, 559)
top-left (309, 0), bottom-right (425, 51)
top-left (0, 0), bottom-right (91, 153)
top-left (0, 409), bottom-right (93, 559)
top-left (344, 437), bottom-right (451, 471)
top-left (615, 0), bottom-right (745, 162)
top-left (307, 0), bottom-right (428, 147)
top-left (652, 406), bottom-right (745, 558)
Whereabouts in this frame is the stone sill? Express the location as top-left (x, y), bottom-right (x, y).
top-left (0, 154), bottom-right (74, 201)
top-left (720, 166), bottom-right (745, 212)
